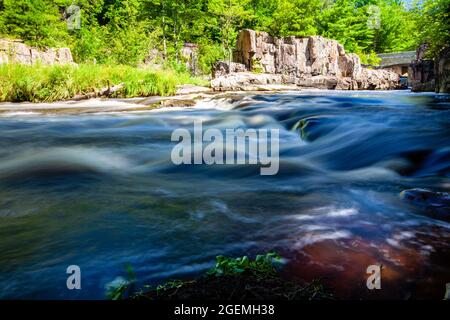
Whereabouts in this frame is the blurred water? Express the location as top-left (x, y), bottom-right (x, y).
top-left (0, 91), bottom-right (449, 299)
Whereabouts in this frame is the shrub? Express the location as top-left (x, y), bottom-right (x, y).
top-left (207, 251), bottom-right (282, 277)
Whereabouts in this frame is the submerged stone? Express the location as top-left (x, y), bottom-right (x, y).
top-left (400, 188), bottom-right (450, 221)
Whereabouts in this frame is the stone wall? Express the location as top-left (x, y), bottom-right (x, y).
top-left (212, 29), bottom-right (401, 91)
top-left (0, 39), bottom-right (74, 65)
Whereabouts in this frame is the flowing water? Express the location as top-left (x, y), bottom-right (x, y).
top-left (0, 91), bottom-right (449, 299)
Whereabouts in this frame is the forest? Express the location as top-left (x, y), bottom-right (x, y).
top-left (0, 0), bottom-right (449, 74)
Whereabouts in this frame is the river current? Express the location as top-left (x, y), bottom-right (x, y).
top-left (0, 90), bottom-right (449, 299)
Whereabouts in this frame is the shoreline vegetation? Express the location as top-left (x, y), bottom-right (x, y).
top-left (1, 0), bottom-right (448, 103)
top-left (0, 63), bottom-right (208, 103)
top-left (106, 252), bottom-right (334, 301)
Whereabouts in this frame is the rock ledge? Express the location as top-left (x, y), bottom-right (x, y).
top-left (211, 30), bottom-right (402, 91)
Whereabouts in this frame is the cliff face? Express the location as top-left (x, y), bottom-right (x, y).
top-left (409, 44), bottom-right (435, 92)
top-left (408, 44), bottom-right (450, 94)
top-left (235, 30), bottom-right (360, 79)
top-left (0, 39), bottom-right (74, 65)
top-left (436, 47), bottom-right (450, 93)
top-left (211, 29), bottom-right (401, 91)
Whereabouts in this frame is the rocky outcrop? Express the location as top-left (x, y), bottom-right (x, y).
top-left (409, 44), bottom-right (435, 92)
top-left (436, 47), bottom-right (450, 93)
top-left (211, 29), bottom-right (401, 91)
top-left (0, 39), bottom-right (74, 65)
top-left (409, 44), bottom-right (450, 93)
top-left (210, 72), bottom-right (285, 91)
top-left (212, 61), bottom-right (247, 78)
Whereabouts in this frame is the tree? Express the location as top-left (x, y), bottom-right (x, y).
top-left (208, 0), bottom-right (251, 64)
top-left (371, 0), bottom-right (419, 53)
top-left (318, 0), bottom-right (375, 53)
top-left (0, 0), bottom-right (68, 46)
top-left (416, 0), bottom-right (450, 57)
top-left (269, 0), bottom-right (323, 37)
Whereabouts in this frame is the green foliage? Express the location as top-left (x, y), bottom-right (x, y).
top-left (268, 0), bottom-right (323, 37)
top-left (197, 41), bottom-right (226, 75)
top-left (359, 51), bottom-right (382, 65)
top-left (318, 0), bottom-right (375, 53)
top-left (0, 0), bottom-right (447, 74)
top-left (0, 0), bottom-right (68, 47)
top-left (251, 57), bottom-right (265, 73)
top-left (105, 264), bottom-right (136, 300)
top-left (0, 63), bottom-right (202, 102)
top-left (416, 0), bottom-right (450, 58)
top-left (207, 251), bottom-right (282, 277)
top-left (208, 0), bottom-right (252, 60)
top-left (372, 0), bottom-right (419, 53)
top-left (156, 279), bottom-right (192, 296)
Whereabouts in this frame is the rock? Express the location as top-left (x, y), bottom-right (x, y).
top-left (411, 80), bottom-right (436, 92)
top-left (175, 84), bottom-right (211, 95)
top-left (409, 58), bottom-right (435, 92)
top-left (159, 99), bottom-right (197, 108)
top-left (212, 61), bottom-right (247, 78)
top-left (358, 68), bottom-right (402, 90)
top-left (212, 29), bottom-right (401, 91)
top-left (436, 47), bottom-right (450, 93)
top-left (400, 188), bottom-right (450, 221)
top-left (211, 72), bottom-right (284, 91)
top-left (181, 43), bottom-right (199, 75)
top-left (56, 48), bottom-right (74, 64)
top-left (297, 75), bottom-right (339, 90)
top-left (0, 38), bottom-right (74, 65)
top-left (408, 44), bottom-right (450, 93)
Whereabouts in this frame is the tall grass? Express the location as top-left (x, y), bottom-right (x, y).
top-left (0, 64), bottom-right (207, 103)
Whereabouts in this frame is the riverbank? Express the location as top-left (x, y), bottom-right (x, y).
top-left (1, 89), bottom-right (441, 116)
top-left (0, 84), bottom-right (309, 115)
top-left (0, 63), bottom-right (208, 103)
top-left (1, 89), bottom-right (425, 116)
top-left (111, 253), bottom-right (335, 301)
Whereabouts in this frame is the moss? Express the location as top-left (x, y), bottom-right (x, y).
top-left (251, 57), bottom-right (265, 74)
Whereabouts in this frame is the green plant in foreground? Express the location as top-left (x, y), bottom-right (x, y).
top-left (110, 252), bottom-right (284, 299)
top-left (207, 251), bottom-right (282, 277)
top-left (156, 279), bottom-right (194, 296)
top-left (105, 264), bottom-right (136, 300)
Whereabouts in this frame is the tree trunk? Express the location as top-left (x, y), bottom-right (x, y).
top-left (162, 2), bottom-right (167, 60)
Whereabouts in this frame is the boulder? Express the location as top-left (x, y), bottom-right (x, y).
top-left (409, 59), bottom-right (435, 92)
top-left (400, 188), bottom-right (450, 222)
top-left (297, 75), bottom-right (340, 90)
top-left (0, 39), bottom-right (74, 65)
top-left (211, 72), bottom-right (283, 91)
top-left (358, 68), bottom-right (402, 90)
top-left (175, 84), bottom-right (211, 95)
top-left (212, 61), bottom-right (247, 78)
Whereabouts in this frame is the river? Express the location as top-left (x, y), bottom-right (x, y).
top-left (0, 90), bottom-right (449, 299)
